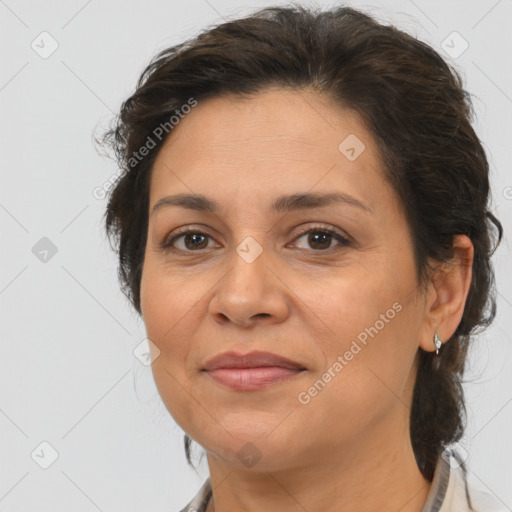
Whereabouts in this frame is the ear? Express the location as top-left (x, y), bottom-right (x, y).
top-left (418, 235), bottom-right (474, 353)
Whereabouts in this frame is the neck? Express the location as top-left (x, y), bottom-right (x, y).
top-left (204, 414), bottom-right (431, 512)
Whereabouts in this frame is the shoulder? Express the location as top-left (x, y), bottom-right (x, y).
top-left (465, 477), bottom-right (510, 512)
top-left (436, 448), bottom-right (510, 512)
top-left (178, 478), bottom-right (212, 512)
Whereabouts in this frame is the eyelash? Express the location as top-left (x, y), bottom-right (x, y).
top-left (159, 224), bottom-right (352, 254)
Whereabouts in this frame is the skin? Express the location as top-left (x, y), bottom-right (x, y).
top-left (140, 87), bottom-right (474, 512)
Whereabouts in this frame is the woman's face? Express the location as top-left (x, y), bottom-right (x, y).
top-left (140, 88), bottom-right (435, 471)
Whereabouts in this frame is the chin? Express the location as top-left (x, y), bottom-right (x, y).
top-left (199, 422), bottom-right (301, 469)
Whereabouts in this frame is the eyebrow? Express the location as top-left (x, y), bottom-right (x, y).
top-left (151, 191), bottom-right (372, 216)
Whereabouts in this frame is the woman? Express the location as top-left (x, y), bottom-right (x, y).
top-left (99, 4), bottom-right (506, 511)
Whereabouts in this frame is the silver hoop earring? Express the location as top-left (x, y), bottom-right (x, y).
top-left (434, 332), bottom-right (442, 355)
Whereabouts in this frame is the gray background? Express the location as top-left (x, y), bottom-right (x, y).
top-left (1, 0), bottom-right (511, 510)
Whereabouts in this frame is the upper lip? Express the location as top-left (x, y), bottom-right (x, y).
top-left (202, 351), bottom-right (306, 371)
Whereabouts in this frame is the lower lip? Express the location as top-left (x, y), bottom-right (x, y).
top-left (205, 367), bottom-right (305, 390)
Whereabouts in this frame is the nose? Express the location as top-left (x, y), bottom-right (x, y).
top-left (208, 240), bottom-right (290, 328)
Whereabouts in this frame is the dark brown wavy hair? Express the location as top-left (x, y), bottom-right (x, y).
top-left (98, 4), bottom-right (503, 481)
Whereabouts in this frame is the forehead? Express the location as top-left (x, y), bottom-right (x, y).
top-left (148, 88), bottom-right (394, 217)
top-left (155, 88), bottom-right (372, 158)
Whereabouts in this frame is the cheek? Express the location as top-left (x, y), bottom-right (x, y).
top-left (141, 257), bottom-right (194, 334)
top-left (300, 256), bottom-right (417, 399)
top-left (295, 297), bottom-right (414, 449)
top-left (140, 265), bottom-right (193, 369)
top-left (141, 268), bottom-right (204, 430)
top-left (299, 261), bottom-right (398, 354)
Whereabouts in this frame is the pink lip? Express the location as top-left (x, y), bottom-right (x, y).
top-left (203, 350), bottom-right (306, 371)
top-left (202, 350), bottom-right (307, 390)
top-left (206, 367), bottom-right (305, 390)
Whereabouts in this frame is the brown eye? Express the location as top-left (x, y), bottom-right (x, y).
top-left (161, 230), bottom-right (215, 252)
top-left (181, 233), bottom-right (210, 250)
top-left (292, 227), bottom-right (351, 252)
